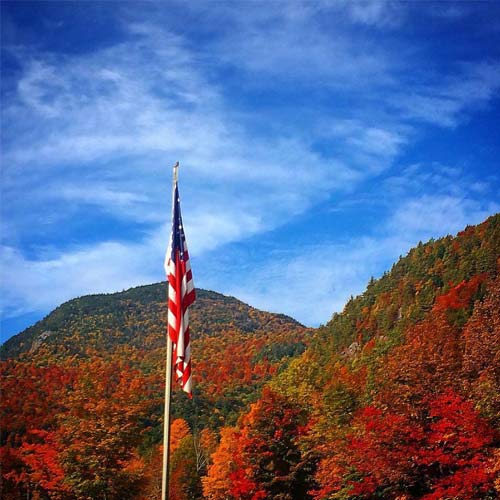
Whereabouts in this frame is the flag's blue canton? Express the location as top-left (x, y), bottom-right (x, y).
top-left (171, 183), bottom-right (187, 261)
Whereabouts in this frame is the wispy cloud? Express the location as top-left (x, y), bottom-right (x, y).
top-left (317, 119), bottom-right (408, 174)
top-left (203, 2), bottom-right (398, 89)
top-left (2, 20), bottom-right (359, 229)
top-left (3, 12), bottom-right (402, 273)
top-left (393, 62), bottom-right (500, 127)
top-left (1, 240), bottom-right (161, 317)
top-left (389, 195), bottom-right (499, 239)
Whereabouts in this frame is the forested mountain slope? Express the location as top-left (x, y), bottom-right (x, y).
top-left (2, 286), bottom-right (304, 361)
top-left (203, 213), bottom-right (500, 500)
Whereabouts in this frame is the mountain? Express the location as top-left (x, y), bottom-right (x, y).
top-left (1, 284), bottom-right (309, 423)
top-left (2, 214), bottom-right (499, 500)
top-left (2, 285), bottom-right (305, 362)
top-left (1, 286), bottom-right (310, 499)
top-left (203, 213), bottom-right (500, 500)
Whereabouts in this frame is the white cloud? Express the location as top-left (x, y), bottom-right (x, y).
top-left (320, 119), bottom-right (408, 173)
top-left (225, 196), bottom-right (499, 326)
top-left (383, 163), bottom-right (499, 240)
top-left (1, 241), bottom-right (161, 318)
top-left (5, 186), bottom-right (494, 326)
top-left (393, 61), bottom-right (500, 127)
top-left (389, 195), bottom-right (499, 239)
top-left (196, 4), bottom-right (500, 129)
top-left (223, 161), bottom-right (499, 326)
top-left (0, 204), bottom-right (275, 319)
top-left (339, 0), bottom-right (405, 27)
top-left (206, 3), bottom-right (396, 89)
top-left (3, 17), bottom-right (387, 284)
top-left (58, 186), bottom-right (148, 206)
top-left (2, 21), bottom-right (360, 216)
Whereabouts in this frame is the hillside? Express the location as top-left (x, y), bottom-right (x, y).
top-left (311, 212), bottom-right (500, 361)
top-left (2, 214), bottom-right (499, 500)
top-left (203, 213), bottom-right (500, 500)
top-left (2, 285), bottom-right (309, 424)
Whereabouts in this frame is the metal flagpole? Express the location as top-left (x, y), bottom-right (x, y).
top-left (161, 336), bottom-right (173, 500)
top-left (161, 162), bottom-right (179, 500)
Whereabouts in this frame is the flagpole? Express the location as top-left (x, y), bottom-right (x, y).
top-left (161, 336), bottom-right (173, 500)
top-left (161, 161), bottom-right (179, 500)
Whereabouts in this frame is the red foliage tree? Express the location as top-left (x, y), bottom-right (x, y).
top-left (233, 387), bottom-right (311, 500)
top-left (419, 390), bottom-right (497, 500)
top-left (462, 275), bottom-right (500, 425)
top-left (204, 388), bottom-right (312, 500)
top-left (313, 390), bottom-right (497, 499)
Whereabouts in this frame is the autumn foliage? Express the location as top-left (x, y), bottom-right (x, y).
top-left (312, 390), bottom-right (497, 499)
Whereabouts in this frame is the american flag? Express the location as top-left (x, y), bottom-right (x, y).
top-left (165, 170), bottom-right (196, 397)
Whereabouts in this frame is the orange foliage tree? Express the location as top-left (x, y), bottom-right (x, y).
top-left (204, 387), bottom-right (313, 500)
top-left (202, 427), bottom-right (241, 500)
top-left (56, 360), bottom-right (155, 500)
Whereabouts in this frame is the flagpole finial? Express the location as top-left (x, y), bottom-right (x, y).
top-left (173, 161), bottom-right (179, 182)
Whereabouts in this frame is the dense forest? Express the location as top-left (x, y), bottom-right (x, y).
top-left (1, 213), bottom-right (499, 499)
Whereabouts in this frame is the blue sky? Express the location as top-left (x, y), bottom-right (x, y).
top-left (1, 1), bottom-right (499, 341)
